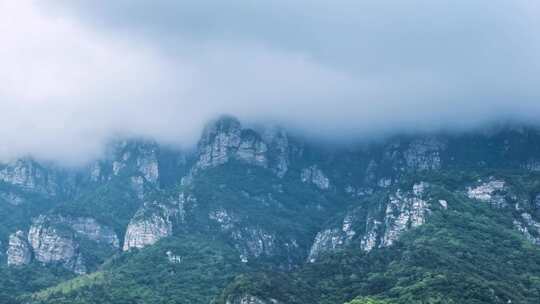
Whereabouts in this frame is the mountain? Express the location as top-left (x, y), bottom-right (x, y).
top-left (0, 116), bottom-right (540, 304)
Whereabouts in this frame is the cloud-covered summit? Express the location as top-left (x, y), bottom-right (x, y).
top-left (1, 0), bottom-right (539, 165)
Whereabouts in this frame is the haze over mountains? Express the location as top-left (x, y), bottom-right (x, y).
top-left (1, 0), bottom-right (540, 165)
top-left (2, 1), bottom-right (540, 303)
top-left (0, 116), bottom-right (540, 303)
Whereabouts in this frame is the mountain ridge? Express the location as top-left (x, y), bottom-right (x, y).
top-left (1, 116), bottom-right (540, 303)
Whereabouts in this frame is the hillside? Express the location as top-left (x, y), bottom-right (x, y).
top-left (0, 117), bottom-right (539, 303)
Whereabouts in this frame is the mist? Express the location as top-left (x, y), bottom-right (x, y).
top-left (1, 0), bottom-right (539, 165)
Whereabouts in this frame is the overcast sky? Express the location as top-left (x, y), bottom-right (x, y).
top-left (1, 0), bottom-right (539, 165)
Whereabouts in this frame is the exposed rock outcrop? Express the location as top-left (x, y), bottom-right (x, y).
top-left (226, 294), bottom-right (281, 304)
top-left (166, 250), bottom-right (182, 264)
top-left (467, 179), bottom-right (508, 208)
top-left (0, 159), bottom-right (61, 195)
top-left (209, 208), bottom-right (237, 231)
top-left (231, 228), bottom-right (278, 263)
top-left (28, 216), bottom-right (87, 274)
top-left (89, 140), bottom-right (160, 187)
top-left (123, 200), bottom-right (178, 251)
top-left (308, 214), bottom-right (357, 262)
top-left (360, 219), bottom-right (382, 252)
top-left (262, 127), bottom-right (290, 178)
top-left (177, 191), bottom-right (197, 223)
top-left (301, 165), bottom-right (330, 190)
top-left (308, 182), bottom-right (431, 262)
top-left (183, 117), bottom-right (292, 184)
top-left (308, 228), bottom-right (346, 263)
top-left (7, 215), bottom-right (119, 274)
top-left (403, 138), bottom-right (445, 171)
top-left (207, 204), bottom-right (299, 265)
top-left (513, 213), bottom-right (540, 245)
top-left (135, 145), bottom-right (160, 185)
top-left (380, 182), bottom-right (430, 247)
top-left (381, 137), bottom-right (446, 175)
top-left (195, 117), bottom-right (268, 170)
top-left (344, 185), bottom-right (373, 198)
top-left (66, 217), bottom-right (120, 248)
top-left (6, 231), bottom-right (32, 266)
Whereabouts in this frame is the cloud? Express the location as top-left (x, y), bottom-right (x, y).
top-left (1, 0), bottom-right (539, 165)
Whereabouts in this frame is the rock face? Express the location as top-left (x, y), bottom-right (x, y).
top-left (308, 228), bottom-right (347, 263)
top-left (301, 165), bottom-right (330, 190)
top-left (208, 207), bottom-right (294, 263)
top-left (231, 228), bottom-right (278, 263)
top-left (403, 138), bottom-right (445, 171)
top-left (0, 159), bottom-right (60, 195)
top-left (123, 200), bottom-right (178, 251)
top-left (6, 231), bottom-right (32, 266)
top-left (226, 294), bottom-right (281, 304)
top-left (195, 117), bottom-right (268, 170)
top-left (166, 250), bottom-right (182, 264)
top-left (89, 140), bottom-right (160, 187)
top-left (466, 179), bottom-right (540, 242)
top-left (513, 213), bottom-right (540, 245)
top-left (308, 214), bottom-right (357, 262)
top-left (135, 145), bottom-right (160, 185)
top-left (236, 132), bottom-right (269, 167)
top-left (380, 137), bottom-right (446, 174)
top-left (28, 216), bottom-right (87, 274)
top-left (209, 208), bottom-right (237, 231)
top-left (379, 182), bottom-right (429, 247)
top-left (184, 117), bottom-right (291, 184)
top-left (6, 215), bottom-right (119, 274)
top-left (467, 179), bottom-right (508, 208)
top-left (67, 217), bottom-right (120, 248)
top-left (262, 127), bottom-right (290, 178)
top-left (308, 183), bottom-right (431, 262)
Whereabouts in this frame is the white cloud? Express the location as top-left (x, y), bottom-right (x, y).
top-left (1, 0), bottom-right (540, 165)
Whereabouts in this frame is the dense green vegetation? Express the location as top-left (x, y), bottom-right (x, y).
top-left (22, 235), bottom-right (245, 304)
top-left (0, 184), bottom-right (58, 257)
top-left (2, 168), bottom-right (540, 303)
top-left (214, 171), bottom-right (540, 304)
top-left (52, 179), bottom-right (143, 240)
top-left (0, 265), bottom-right (74, 303)
top-left (2, 127), bottom-right (540, 303)
top-left (189, 162), bottom-right (353, 262)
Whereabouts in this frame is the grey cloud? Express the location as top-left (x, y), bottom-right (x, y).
top-left (1, 0), bottom-right (539, 165)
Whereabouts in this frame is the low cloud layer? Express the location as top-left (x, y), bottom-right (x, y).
top-left (1, 0), bottom-right (540, 165)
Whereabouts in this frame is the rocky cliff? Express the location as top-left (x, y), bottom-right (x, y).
top-left (308, 182), bottom-right (431, 262)
top-left (225, 294), bottom-right (281, 304)
top-left (2, 118), bottom-right (540, 304)
top-left (123, 200), bottom-right (178, 251)
top-left (6, 215), bottom-right (119, 273)
top-left (0, 159), bottom-right (66, 196)
top-left (183, 117), bottom-right (291, 184)
top-left (28, 215), bottom-right (87, 274)
top-left (5, 118), bottom-right (540, 273)
top-left (6, 230), bottom-right (32, 266)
